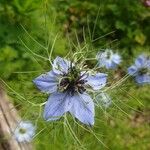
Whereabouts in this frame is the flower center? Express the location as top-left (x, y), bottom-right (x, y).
top-left (19, 128), bottom-right (26, 134)
top-left (138, 67), bottom-right (148, 75)
top-left (59, 66), bottom-right (86, 95)
top-left (106, 51), bottom-right (112, 59)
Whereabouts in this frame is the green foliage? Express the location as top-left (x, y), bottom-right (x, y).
top-left (53, 0), bottom-right (150, 52)
top-left (0, 0), bottom-right (68, 79)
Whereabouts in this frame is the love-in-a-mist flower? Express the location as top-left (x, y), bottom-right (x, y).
top-left (128, 54), bottom-right (150, 84)
top-left (96, 49), bottom-right (121, 69)
top-left (14, 121), bottom-right (35, 142)
top-left (33, 57), bottom-right (107, 125)
top-left (96, 92), bottom-right (112, 108)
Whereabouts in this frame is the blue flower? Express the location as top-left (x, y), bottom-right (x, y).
top-left (128, 54), bottom-right (150, 84)
top-left (96, 92), bottom-right (112, 108)
top-left (14, 121), bottom-right (35, 142)
top-left (33, 56), bottom-right (107, 126)
top-left (96, 49), bottom-right (121, 69)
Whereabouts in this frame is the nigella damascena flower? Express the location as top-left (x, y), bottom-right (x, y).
top-left (128, 54), bottom-right (150, 84)
top-left (96, 92), bottom-right (112, 109)
top-left (14, 121), bottom-right (35, 142)
top-left (33, 56), bottom-right (107, 125)
top-left (96, 49), bottom-right (121, 69)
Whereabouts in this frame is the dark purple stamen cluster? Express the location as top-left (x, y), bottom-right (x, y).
top-left (59, 67), bottom-right (87, 95)
top-left (138, 67), bottom-right (149, 75)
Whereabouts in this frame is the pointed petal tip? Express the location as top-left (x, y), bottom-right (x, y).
top-left (32, 79), bottom-right (37, 84)
top-left (87, 119), bottom-right (94, 126)
top-left (69, 93), bottom-right (95, 126)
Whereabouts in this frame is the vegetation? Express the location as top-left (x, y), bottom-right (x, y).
top-left (0, 0), bottom-right (149, 149)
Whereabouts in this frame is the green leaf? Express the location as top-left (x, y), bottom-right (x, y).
top-left (134, 31), bottom-right (146, 45)
top-left (115, 21), bottom-right (126, 31)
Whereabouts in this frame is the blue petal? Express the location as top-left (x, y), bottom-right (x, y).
top-left (86, 73), bottom-right (107, 90)
top-left (69, 93), bottom-right (94, 126)
top-left (96, 52), bottom-right (107, 68)
top-left (43, 92), bottom-right (73, 121)
top-left (135, 55), bottom-right (147, 68)
top-left (33, 71), bottom-right (58, 94)
top-left (106, 61), bottom-right (117, 69)
top-left (135, 75), bottom-right (150, 84)
top-left (52, 56), bottom-right (71, 74)
top-left (128, 65), bottom-right (138, 76)
top-left (105, 60), bottom-right (114, 69)
top-left (147, 59), bottom-right (150, 68)
top-left (112, 54), bottom-right (121, 65)
top-left (80, 71), bottom-right (89, 80)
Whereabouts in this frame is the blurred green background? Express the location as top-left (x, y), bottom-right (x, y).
top-left (0, 0), bottom-right (150, 150)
